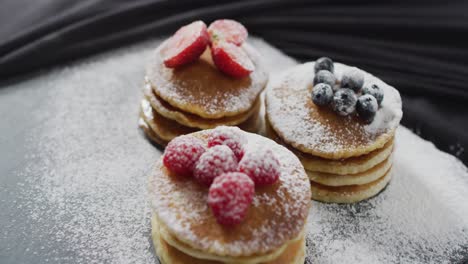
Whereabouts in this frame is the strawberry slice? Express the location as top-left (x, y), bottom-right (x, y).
top-left (208, 19), bottom-right (248, 46)
top-left (211, 42), bottom-right (255, 78)
top-left (161, 21), bottom-right (210, 68)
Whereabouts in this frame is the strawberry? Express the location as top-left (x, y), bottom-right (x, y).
top-left (211, 41), bottom-right (255, 78)
top-left (161, 21), bottom-right (210, 68)
top-left (208, 19), bottom-right (248, 46)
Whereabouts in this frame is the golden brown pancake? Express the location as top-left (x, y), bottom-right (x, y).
top-left (138, 116), bottom-right (168, 147)
top-left (151, 216), bottom-right (306, 264)
top-left (140, 97), bottom-right (261, 145)
top-left (265, 62), bottom-right (402, 159)
top-left (148, 130), bottom-right (311, 257)
top-left (140, 98), bottom-right (197, 142)
top-left (146, 43), bottom-right (268, 119)
top-left (143, 82), bottom-right (261, 129)
top-left (306, 156), bottom-right (392, 186)
top-left (265, 119), bottom-right (395, 174)
top-left (310, 168), bottom-right (392, 203)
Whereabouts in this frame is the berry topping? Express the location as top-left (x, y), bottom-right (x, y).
top-left (341, 68), bottom-right (364, 92)
top-left (314, 57), bottom-right (334, 73)
top-left (312, 83), bottom-right (333, 106)
top-left (208, 19), bottom-right (248, 46)
top-left (238, 147), bottom-right (280, 186)
top-left (333, 88), bottom-right (358, 116)
top-left (362, 83), bottom-right (384, 106)
top-left (161, 21), bottom-right (210, 68)
top-left (313, 70), bottom-right (337, 88)
top-left (356, 94), bottom-right (378, 123)
top-left (207, 126), bottom-right (246, 161)
top-left (211, 41), bottom-right (255, 78)
top-left (163, 135), bottom-right (206, 176)
top-left (208, 172), bottom-right (254, 225)
top-left (194, 145), bottom-right (238, 186)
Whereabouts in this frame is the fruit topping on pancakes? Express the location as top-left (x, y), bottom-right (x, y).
top-left (163, 135), bottom-right (206, 176)
top-left (312, 83), bottom-right (334, 106)
top-left (208, 19), bottom-right (248, 46)
top-left (314, 56), bottom-right (334, 73)
top-left (161, 21), bottom-right (210, 68)
top-left (160, 19), bottom-right (254, 78)
top-left (207, 126), bottom-right (246, 161)
top-left (311, 56), bottom-right (385, 123)
top-left (238, 147), bottom-right (280, 186)
top-left (161, 127), bottom-right (281, 225)
top-left (194, 145), bottom-right (238, 186)
top-left (211, 41), bottom-right (255, 78)
top-left (207, 172), bottom-right (254, 226)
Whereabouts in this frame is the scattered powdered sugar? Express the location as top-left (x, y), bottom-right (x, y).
top-left (305, 127), bottom-right (468, 263)
top-left (1, 37), bottom-right (466, 263)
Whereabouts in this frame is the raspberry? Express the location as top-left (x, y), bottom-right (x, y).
top-left (207, 126), bottom-right (246, 161)
top-left (162, 135), bottom-right (206, 176)
top-left (194, 145), bottom-right (238, 186)
top-left (208, 172), bottom-right (254, 225)
top-left (238, 147), bottom-right (280, 186)
top-left (211, 41), bottom-right (255, 78)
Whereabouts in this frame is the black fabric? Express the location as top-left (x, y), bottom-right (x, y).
top-left (1, 0), bottom-right (467, 166)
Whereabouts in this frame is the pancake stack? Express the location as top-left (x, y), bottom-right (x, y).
top-left (139, 45), bottom-right (267, 147)
top-left (149, 129), bottom-right (311, 263)
top-left (265, 62), bottom-right (403, 203)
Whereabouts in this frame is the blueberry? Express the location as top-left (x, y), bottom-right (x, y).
top-left (314, 57), bottom-right (334, 73)
top-left (313, 70), bottom-right (336, 87)
top-left (341, 68), bottom-right (364, 92)
top-left (333, 88), bottom-right (357, 116)
top-left (312, 83), bottom-right (333, 106)
top-left (356, 94), bottom-right (378, 123)
top-left (362, 83), bottom-right (384, 106)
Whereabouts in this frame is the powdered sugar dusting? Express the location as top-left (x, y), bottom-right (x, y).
top-left (147, 42), bottom-right (267, 117)
top-left (306, 127), bottom-right (468, 263)
top-left (266, 62), bottom-right (403, 155)
top-left (1, 37), bottom-right (466, 264)
top-left (149, 128), bottom-right (311, 256)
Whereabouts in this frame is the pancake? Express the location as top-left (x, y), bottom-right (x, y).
top-left (306, 156), bottom-right (392, 186)
top-left (138, 116), bottom-right (167, 147)
top-left (265, 62), bottom-right (402, 159)
top-left (152, 216), bottom-right (306, 264)
top-left (265, 119), bottom-right (395, 174)
top-left (140, 97), bottom-right (261, 145)
top-left (140, 98), bottom-right (197, 142)
top-left (310, 168), bottom-right (392, 203)
top-left (147, 43), bottom-right (268, 119)
top-left (143, 82), bottom-right (261, 129)
top-left (148, 130), bottom-right (311, 257)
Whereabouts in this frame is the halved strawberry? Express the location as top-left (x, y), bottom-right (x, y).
top-left (208, 19), bottom-right (248, 46)
top-left (161, 21), bottom-right (210, 68)
top-left (211, 42), bottom-right (255, 78)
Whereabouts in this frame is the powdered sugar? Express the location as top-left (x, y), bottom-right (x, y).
top-left (1, 37), bottom-right (466, 264)
top-left (149, 128), bottom-right (311, 256)
top-left (265, 61), bottom-right (403, 155)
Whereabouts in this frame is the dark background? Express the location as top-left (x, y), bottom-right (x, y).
top-left (1, 0), bottom-right (467, 165)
